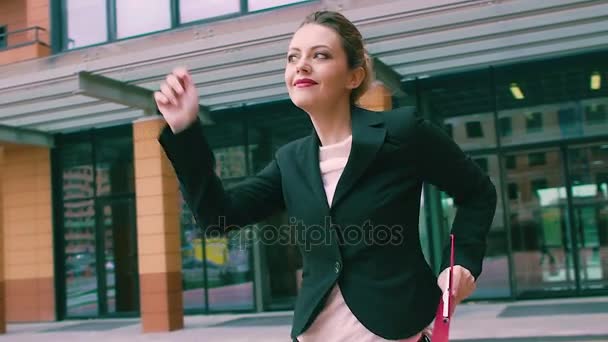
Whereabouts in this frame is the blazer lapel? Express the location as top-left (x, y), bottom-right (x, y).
top-left (331, 106), bottom-right (386, 209)
top-left (295, 105), bottom-right (386, 211)
top-left (297, 132), bottom-right (331, 211)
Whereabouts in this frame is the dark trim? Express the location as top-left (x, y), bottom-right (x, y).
top-left (489, 66), bottom-right (516, 299)
top-left (0, 41), bottom-right (51, 51)
top-left (107, 0), bottom-right (117, 41)
top-left (171, 0), bottom-right (180, 29)
top-left (51, 142), bottom-right (67, 320)
top-left (95, 199), bottom-right (108, 315)
top-left (463, 134), bottom-right (608, 156)
top-left (0, 25), bottom-right (7, 49)
top-left (561, 145), bottom-right (583, 294)
top-left (49, 0), bottom-right (62, 53)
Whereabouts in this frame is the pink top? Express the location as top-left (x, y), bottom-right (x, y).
top-left (297, 135), bottom-right (422, 342)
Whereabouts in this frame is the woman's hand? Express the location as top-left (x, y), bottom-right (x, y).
top-left (437, 265), bottom-right (476, 305)
top-left (154, 66), bottom-right (200, 134)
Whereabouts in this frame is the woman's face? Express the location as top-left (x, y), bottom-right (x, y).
top-left (285, 24), bottom-right (361, 111)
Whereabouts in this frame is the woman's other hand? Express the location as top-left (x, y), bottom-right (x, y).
top-left (437, 265), bottom-right (476, 305)
top-left (154, 66), bottom-right (200, 133)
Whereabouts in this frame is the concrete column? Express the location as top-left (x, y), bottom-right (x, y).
top-left (357, 81), bottom-right (393, 111)
top-left (1, 145), bottom-right (54, 322)
top-left (133, 117), bottom-right (183, 332)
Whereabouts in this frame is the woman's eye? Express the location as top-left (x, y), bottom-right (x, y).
top-left (315, 52), bottom-right (328, 59)
top-left (287, 54), bottom-right (298, 62)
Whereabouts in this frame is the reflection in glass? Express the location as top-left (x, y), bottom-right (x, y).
top-left (116, 0), bottom-right (171, 38)
top-left (180, 120), bottom-right (256, 311)
top-left (65, 199), bottom-right (98, 316)
top-left (418, 71), bottom-right (496, 151)
top-left (180, 189), bottom-right (255, 311)
top-left (95, 136), bottom-right (135, 197)
top-left (495, 58), bottom-right (608, 146)
top-left (505, 148), bottom-right (577, 293)
top-left (248, 107), bottom-right (309, 309)
top-left (59, 126), bottom-right (137, 318)
top-left (65, 0), bottom-right (107, 48)
top-left (207, 227), bottom-right (254, 312)
top-left (100, 199), bottom-right (139, 314)
top-left (62, 143), bottom-right (94, 200)
top-left (567, 144), bottom-right (608, 291)
top-left (179, 0), bottom-right (240, 23)
top-left (248, 0), bottom-right (308, 12)
top-left (181, 192), bottom-right (206, 311)
top-left (441, 155), bottom-right (510, 298)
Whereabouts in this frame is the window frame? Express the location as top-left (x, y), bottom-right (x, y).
top-left (465, 121), bottom-right (484, 138)
top-left (0, 25), bottom-right (7, 49)
top-left (57, 0), bottom-right (315, 51)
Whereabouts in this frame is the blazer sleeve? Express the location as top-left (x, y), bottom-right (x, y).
top-left (413, 117), bottom-right (497, 279)
top-left (158, 118), bottom-right (285, 236)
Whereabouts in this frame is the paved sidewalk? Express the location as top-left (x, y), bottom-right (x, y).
top-left (1, 296), bottom-right (607, 341)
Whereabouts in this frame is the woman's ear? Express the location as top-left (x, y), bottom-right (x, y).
top-left (347, 66), bottom-right (366, 90)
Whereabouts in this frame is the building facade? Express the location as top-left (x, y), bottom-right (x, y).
top-left (0, 0), bottom-right (607, 333)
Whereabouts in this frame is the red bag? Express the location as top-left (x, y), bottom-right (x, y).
top-left (431, 234), bottom-right (455, 342)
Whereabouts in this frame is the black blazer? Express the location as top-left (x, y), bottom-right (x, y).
top-left (158, 105), bottom-right (497, 340)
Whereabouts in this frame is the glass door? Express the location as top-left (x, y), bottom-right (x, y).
top-left (95, 197), bottom-right (139, 316)
top-left (504, 148), bottom-right (579, 294)
top-left (565, 143), bottom-right (608, 292)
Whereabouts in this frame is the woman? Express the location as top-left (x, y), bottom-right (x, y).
top-left (154, 10), bottom-right (497, 342)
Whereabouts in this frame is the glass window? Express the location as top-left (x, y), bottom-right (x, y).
top-left (526, 112), bottom-right (543, 133)
top-left (248, 103), bottom-right (310, 310)
top-left (179, 0), bottom-right (240, 23)
top-left (528, 152), bottom-right (547, 166)
top-left (498, 117), bottom-right (512, 137)
top-left (62, 143), bottom-right (94, 200)
top-left (64, 199), bottom-right (98, 316)
top-left (95, 135), bottom-right (134, 196)
top-left (180, 191), bottom-right (206, 311)
top-left (585, 103), bottom-right (607, 124)
top-left (505, 148), bottom-right (575, 294)
top-left (417, 70), bottom-right (496, 151)
top-left (180, 120), bottom-right (255, 312)
top-left (441, 154), bottom-right (510, 298)
top-left (530, 178), bottom-right (549, 197)
top-left (567, 144), bottom-right (608, 290)
top-left (508, 183), bottom-right (518, 200)
top-left (505, 155), bottom-right (517, 170)
top-left (248, 0), bottom-right (308, 12)
top-left (116, 0), bottom-right (171, 39)
top-left (495, 53), bottom-right (608, 146)
top-left (0, 26), bottom-right (6, 48)
top-left (58, 126), bottom-right (137, 318)
top-left (466, 121), bottom-right (484, 138)
top-left (65, 0), bottom-right (108, 48)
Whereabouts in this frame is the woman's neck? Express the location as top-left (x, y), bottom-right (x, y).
top-left (308, 100), bottom-right (352, 146)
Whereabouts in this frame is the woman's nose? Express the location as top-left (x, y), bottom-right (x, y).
top-left (296, 60), bottom-right (311, 73)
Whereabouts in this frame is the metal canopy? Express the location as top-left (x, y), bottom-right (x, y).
top-left (75, 71), bottom-right (213, 124)
top-left (0, 123), bottom-right (54, 147)
top-left (0, 0), bottom-right (606, 134)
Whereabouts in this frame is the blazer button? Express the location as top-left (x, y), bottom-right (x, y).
top-left (334, 261), bottom-right (341, 274)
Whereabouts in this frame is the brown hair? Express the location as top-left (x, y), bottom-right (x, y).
top-left (299, 10), bottom-right (373, 104)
